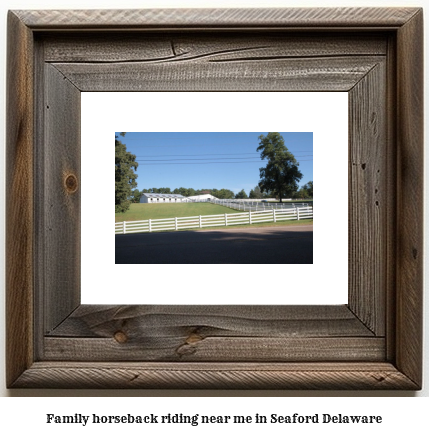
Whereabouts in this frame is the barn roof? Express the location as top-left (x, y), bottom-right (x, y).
top-left (141, 193), bottom-right (185, 198)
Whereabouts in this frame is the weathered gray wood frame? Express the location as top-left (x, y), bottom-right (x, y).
top-left (6, 8), bottom-right (423, 389)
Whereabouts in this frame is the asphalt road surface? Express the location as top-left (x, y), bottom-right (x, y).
top-left (115, 225), bottom-right (313, 264)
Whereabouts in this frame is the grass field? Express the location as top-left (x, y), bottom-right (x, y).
top-left (115, 203), bottom-right (241, 222)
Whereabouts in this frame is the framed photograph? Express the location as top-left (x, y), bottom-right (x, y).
top-left (6, 7), bottom-right (423, 389)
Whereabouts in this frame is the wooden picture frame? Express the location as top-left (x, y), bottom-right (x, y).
top-left (6, 7), bottom-right (423, 389)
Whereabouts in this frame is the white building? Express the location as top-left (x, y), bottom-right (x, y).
top-left (140, 193), bottom-right (189, 204)
top-left (187, 194), bottom-right (217, 202)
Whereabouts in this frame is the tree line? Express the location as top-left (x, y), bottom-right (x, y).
top-left (116, 132), bottom-right (312, 212)
top-left (129, 187), bottom-right (237, 203)
top-left (129, 181), bottom-right (312, 203)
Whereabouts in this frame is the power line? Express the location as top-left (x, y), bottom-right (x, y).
top-left (135, 153), bottom-right (313, 158)
top-left (136, 156), bottom-right (313, 162)
top-left (138, 161), bottom-right (265, 165)
top-left (137, 157), bottom-right (269, 162)
top-left (137, 158), bottom-right (313, 162)
top-left (137, 159), bottom-right (313, 166)
top-left (136, 152), bottom-right (259, 157)
top-left (124, 142), bottom-right (313, 150)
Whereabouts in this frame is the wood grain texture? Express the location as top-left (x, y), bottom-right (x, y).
top-left (348, 62), bottom-right (386, 336)
top-left (33, 38), bottom-right (47, 361)
top-left (42, 33), bottom-right (387, 63)
top-left (44, 337), bottom-right (385, 362)
top-left (47, 305), bottom-right (375, 338)
top-left (43, 33), bottom-right (387, 94)
top-left (52, 56), bottom-right (383, 92)
top-left (384, 34), bottom-right (398, 363)
top-left (395, 9), bottom-right (424, 388)
top-left (14, 8), bottom-right (420, 29)
top-left (44, 305), bottom-right (381, 362)
top-left (43, 64), bottom-right (81, 332)
top-left (6, 11), bottom-right (35, 388)
top-left (11, 362), bottom-right (419, 390)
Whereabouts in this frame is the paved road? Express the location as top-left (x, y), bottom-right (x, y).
top-left (116, 225), bottom-right (313, 264)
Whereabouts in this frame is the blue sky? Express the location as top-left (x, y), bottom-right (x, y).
top-left (117, 132), bottom-right (313, 195)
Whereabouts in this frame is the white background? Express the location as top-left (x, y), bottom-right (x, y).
top-left (82, 92), bottom-right (348, 305)
top-left (0, 0), bottom-right (428, 427)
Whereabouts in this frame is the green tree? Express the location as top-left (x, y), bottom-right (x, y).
top-left (188, 188), bottom-right (196, 197)
top-left (257, 132), bottom-right (303, 202)
top-left (303, 181), bottom-right (313, 198)
top-left (216, 188), bottom-right (234, 199)
top-left (175, 187), bottom-right (189, 197)
top-left (249, 185), bottom-right (263, 199)
top-left (235, 189), bottom-right (248, 199)
top-left (294, 187), bottom-right (308, 199)
top-left (130, 189), bottom-right (141, 203)
top-left (115, 133), bottom-right (138, 213)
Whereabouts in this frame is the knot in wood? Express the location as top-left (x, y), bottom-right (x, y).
top-left (64, 174), bottom-right (78, 193)
top-left (114, 331), bottom-right (128, 343)
top-left (186, 333), bottom-right (203, 344)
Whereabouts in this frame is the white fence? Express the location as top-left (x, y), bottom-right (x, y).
top-left (115, 207), bottom-right (313, 234)
top-left (211, 199), bottom-right (310, 212)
